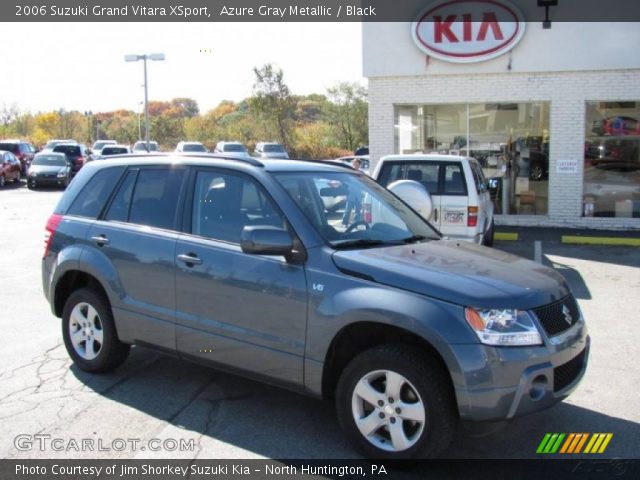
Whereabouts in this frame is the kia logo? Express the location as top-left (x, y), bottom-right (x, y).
top-left (412, 0), bottom-right (526, 63)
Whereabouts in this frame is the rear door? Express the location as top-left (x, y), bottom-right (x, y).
top-left (376, 160), bottom-right (443, 229)
top-left (438, 162), bottom-right (469, 238)
top-left (85, 166), bottom-right (187, 351)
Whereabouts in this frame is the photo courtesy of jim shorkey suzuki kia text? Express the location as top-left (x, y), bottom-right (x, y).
top-left (18, 4), bottom-right (377, 18)
top-left (15, 463), bottom-right (385, 477)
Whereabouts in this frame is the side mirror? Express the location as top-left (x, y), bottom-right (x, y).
top-left (241, 226), bottom-right (293, 257)
top-left (388, 180), bottom-right (434, 221)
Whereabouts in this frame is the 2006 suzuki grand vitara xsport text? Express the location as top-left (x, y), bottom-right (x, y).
top-left (42, 154), bottom-right (589, 459)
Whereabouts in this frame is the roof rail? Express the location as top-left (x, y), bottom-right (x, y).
top-left (299, 158), bottom-right (357, 171)
top-left (204, 153), bottom-right (264, 167)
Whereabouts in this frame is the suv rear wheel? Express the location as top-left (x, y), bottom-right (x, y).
top-left (335, 344), bottom-right (456, 459)
top-left (62, 288), bottom-right (130, 372)
top-left (483, 219), bottom-right (495, 247)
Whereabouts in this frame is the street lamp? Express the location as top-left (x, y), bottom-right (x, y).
top-left (124, 53), bottom-right (165, 151)
top-left (84, 111), bottom-right (92, 145)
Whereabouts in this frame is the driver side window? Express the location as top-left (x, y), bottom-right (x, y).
top-left (191, 171), bottom-right (285, 244)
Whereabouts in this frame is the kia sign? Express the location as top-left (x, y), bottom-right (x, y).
top-left (412, 0), bottom-right (526, 63)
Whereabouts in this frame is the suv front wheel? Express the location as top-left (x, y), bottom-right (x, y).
top-left (62, 288), bottom-right (130, 373)
top-left (335, 344), bottom-right (456, 459)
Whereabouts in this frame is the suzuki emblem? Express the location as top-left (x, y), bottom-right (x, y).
top-left (562, 305), bottom-right (573, 326)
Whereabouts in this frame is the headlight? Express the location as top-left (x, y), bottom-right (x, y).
top-left (57, 170), bottom-right (66, 178)
top-left (465, 308), bottom-right (542, 346)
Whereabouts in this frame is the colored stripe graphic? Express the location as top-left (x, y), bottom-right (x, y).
top-left (537, 433), bottom-right (565, 454)
top-left (539, 433), bottom-right (613, 454)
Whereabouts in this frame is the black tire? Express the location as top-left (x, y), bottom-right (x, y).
top-left (27, 181), bottom-right (34, 189)
top-left (336, 344), bottom-right (457, 459)
top-left (62, 288), bottom-right (130, 373)
top-left (0, 175), bottom-right (5, 188)
top-left (483, 219), bottom-right (495, 247)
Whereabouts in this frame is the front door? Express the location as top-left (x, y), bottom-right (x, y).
top-left (174, 168), bottom-right (308, 388)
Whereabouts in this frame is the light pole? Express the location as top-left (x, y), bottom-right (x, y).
top-left (84, 111), bottom-right (92, 145)
top-left (124, 53), bottom-right (165, 151)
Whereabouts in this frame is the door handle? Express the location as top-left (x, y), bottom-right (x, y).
top-left (177, 253), bottom-right (203, 266)
top-left (90, 235), bottom-right (109, 246)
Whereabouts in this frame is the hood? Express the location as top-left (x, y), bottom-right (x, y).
top-left (331, 240), bottom-right (569, 310)
top-left (29, 165), bottom-right (67, 174)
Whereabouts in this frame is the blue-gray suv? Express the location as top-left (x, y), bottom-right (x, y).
top-left (42, 154), bottom-right (589, 459)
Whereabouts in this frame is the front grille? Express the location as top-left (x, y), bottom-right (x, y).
top-left (533, 295), bottom-right (581, 337)
top-left (554, 348), bottom-right (586, 392)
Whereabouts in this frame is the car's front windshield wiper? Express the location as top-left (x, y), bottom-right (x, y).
top-left (331, 238), bottom-right (405, 250)
top-left (401, 235), bottom-right (430, 244)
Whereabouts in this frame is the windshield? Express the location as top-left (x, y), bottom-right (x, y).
top-left (133, 142), bottom-right (158, 151)
top-left (183, 143), bottom-right (207, 152)
top-left (264, 144), bottom-right (285, 153)
top-left (274, 172), bottom-right (440, 248)
top-left (32, 155), bottom-right (67, 166)
top-left (93, 141), bottom-right (115, 150)
top-left (224, 144), bottom-right (246, 152)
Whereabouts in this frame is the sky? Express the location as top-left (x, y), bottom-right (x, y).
top-left (1, 22), bottom-right (364, 114)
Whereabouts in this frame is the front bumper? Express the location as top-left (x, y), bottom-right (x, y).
top-left (452, 320), bottom-right (590, 422)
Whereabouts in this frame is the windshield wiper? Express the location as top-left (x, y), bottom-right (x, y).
top-left (401, 235), bottom-right (429, 244)
top-left (331, 239), bottom-right (404, 250)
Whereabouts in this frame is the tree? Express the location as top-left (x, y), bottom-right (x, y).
top-left (249, 64), bottom-right (295, 148)
top-left (326, 82), bottom-right (368, 152)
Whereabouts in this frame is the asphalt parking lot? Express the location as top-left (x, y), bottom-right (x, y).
top-left (0, 179), bottom-right (638, 460)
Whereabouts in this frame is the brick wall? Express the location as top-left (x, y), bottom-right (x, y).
top-left (368, 69), bottom-right (640, 230)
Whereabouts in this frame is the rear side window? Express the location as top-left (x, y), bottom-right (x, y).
top-left (66, 168), bottom-right (123, 218)
top-left (128, 169), bottom-right (185, 230)
top-left (442, 164), bottom-right (467, 195)
top-left (104, 170), bottom-right (138, 222)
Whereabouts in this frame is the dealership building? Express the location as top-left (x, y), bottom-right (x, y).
top-left (363, 4), bottom-right (640, 229)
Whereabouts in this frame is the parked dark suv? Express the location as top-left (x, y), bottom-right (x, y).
top-left (42, 154), bottom-right (589, 459)
top-left (0, 139), bottom-right (37, 175)
top-left (52, 143), bottom-right (86, 175)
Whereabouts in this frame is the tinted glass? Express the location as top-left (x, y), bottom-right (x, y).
top-left (104, 170), bottom-right (138, 223)
top-left (53, 145), bottom-right (81, 156)
top-left (263, 144), bottom-right (285, 153)
top-left (443, 164), bottom-right (467, 195)
top-left (378, 162), bottom-right (441, 195)
top-left (32, 155), bottom-right (67, 166)
top-left (0, 143), bottom-right (19, 153)
top-left (128, 169), bottom-right (185, 230)
top-left (223, 144), bottom-right (246, 153)
top-left (191, 171), bottom-right (284, 243)
top-left (182, 143), bottom-right (207, 152)
top-left (276, 172), bottom-right (439, 247)
top-left (101, 147), bottom-right (129, 155)
top-left (67, 167), bottom-right (123, 218)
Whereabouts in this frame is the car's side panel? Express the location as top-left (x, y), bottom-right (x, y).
top-left (82, 221), bottom-right (178, 351)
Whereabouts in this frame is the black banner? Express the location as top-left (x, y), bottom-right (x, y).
top-left (6, 0), bottom-right (640, 22)
top-left (1, 459), bottom-right (639, 480)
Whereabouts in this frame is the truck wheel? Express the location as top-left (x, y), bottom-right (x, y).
top-left (62, 288), bottom-right (130, 373)
top-left (483, 219), bottom-right (495, 247)
top-left (0, 175), bottom-right (5, 188)
top-left (336, 344), bottom-right (456, 459)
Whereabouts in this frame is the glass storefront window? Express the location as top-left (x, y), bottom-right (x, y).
top-left (394, 102), bottom-right (550, 215)
top-left (584, 102), bottom-right (640, 218)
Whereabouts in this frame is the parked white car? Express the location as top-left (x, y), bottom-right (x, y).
top-left (373, 154), bottom-right (494, 245)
